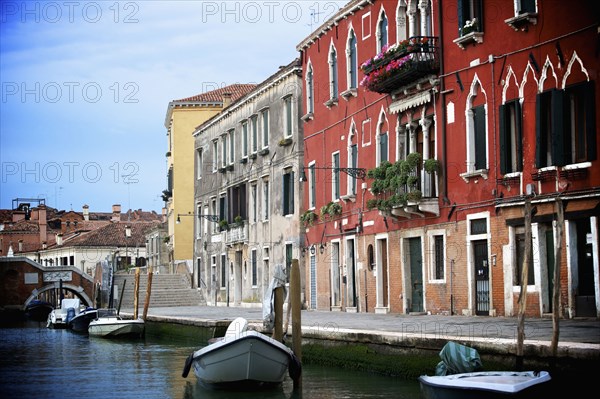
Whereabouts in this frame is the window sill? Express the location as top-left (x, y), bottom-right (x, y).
top-left (324, 98), bottom-right (338, 108)
top-left (560, 162), bottom-right (590, 180)
top-left (504, 12), bottom-right (537, 32)
top-left (340, 88), bottom-right (357, 100)
top-left (453, 31), bottom-right (484, 50)
top-left (460, 169), bottom-right (488, 182)
top-left (301, 112), bottom-right (314, 122)
top-left (340, 194), bottom-right (356, 203)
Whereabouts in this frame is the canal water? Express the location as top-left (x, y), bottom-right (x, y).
top-left (0, 320), bottom-right (423, 399)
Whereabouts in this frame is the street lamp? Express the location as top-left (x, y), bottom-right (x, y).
top-left (176, 212), bottom-right (220, 224)
top-left (298, 166), bottom-right (367, 182)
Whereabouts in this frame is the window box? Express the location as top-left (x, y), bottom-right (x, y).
top-left (218, 167), bottom-right (227, 173)
top-left (226, 164), bottom-right (234, 171)
top-left (249, 153), bottom-right (257, 160)
top-left (278, 137), bottom-right (293, 147)
top-left (531, 168), bottom-right (556, 181)
top-left (453, 31), bottom-right (484, 50)
top-left (504, 13), bottom-right (537, 31)
top-left (239, 158), bottom-right (248, 164)
top-left (258, 148), bottom-right (270, 156)
top-left (360, 36), bottom-right (439, 94)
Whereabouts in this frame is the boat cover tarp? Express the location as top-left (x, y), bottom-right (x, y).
top-left (262, 264), bottom-right (287, 331)
top-left (435, 341), bottom-right (483, 376)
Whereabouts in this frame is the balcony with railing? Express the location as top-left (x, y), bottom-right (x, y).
top-left (225, 223), bottom-right (248, 245)
top-left (360, 36), bottom-right (439, 94)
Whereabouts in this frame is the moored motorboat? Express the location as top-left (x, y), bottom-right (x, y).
top-left (67, 307), bottom-right (98, 333)
top-left (182, 317), bottom-right (301, 389)
top-left (88, 308), bottom-right (145, 338)
top-left (25, 299), bottom-right (53, 322)
top-left (47, 298), bottom-right (81, 329)
top-left (418, 370), bottom-right (551, 399)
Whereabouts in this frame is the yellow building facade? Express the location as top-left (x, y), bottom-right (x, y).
top-left (163, 85), bottom-right (256, 272)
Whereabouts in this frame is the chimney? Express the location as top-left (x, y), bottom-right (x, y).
top-left (112, 204), bottom-right (121, 222)
top-left (222, 92), bottom-right (232, 108)
top-left (38, 205), bottom-right (47, 246)
top-left (82, 204), bottom-right (89, 221)
top-left (162, 207), bottom-right (167, 223)
top-left (56, 233), bottom-right (63, 246)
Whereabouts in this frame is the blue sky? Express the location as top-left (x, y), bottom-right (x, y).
top-left (1, 0), bottom-right (345, 213)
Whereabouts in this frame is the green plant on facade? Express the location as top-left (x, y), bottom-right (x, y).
top-left (218, 219), bottom-right (229, 231)
top-left (300, 210), bottom-right (318, 227)
top-left (424, 158), bottom-right (440, 174)
top-left (320, 201), bottom-right (342, 220)
top-left (366, 152), bottom-right (427, 212)
top-left (233, 215), bottom-right (244, 226)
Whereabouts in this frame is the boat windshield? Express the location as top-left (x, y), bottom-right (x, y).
top-left (97, 309), bottom-right (118, 317)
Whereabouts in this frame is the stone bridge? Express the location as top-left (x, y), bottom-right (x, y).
top-left (0, 257), bottom-right (95, 313)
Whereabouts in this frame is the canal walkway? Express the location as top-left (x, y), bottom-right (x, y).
top-left (122, 305), bottom-right (600, 362)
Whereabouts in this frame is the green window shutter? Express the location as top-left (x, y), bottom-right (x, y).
top-left (515, 100), bottom-right (523, 171)
top-left (535, 93), bottom-right (544, 168)
top-left (551, 89), bottom-right (565, 166)
top-left (290, 171), bottom-right (295, 215)
top-left (499, 104), bottom-right (507, 175)
top-left (584, 81), bottom-right (597, 161)
top-left (474, 105), bottom-right (487, 170)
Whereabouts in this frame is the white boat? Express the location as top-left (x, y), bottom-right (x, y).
top-left (47, 298), bottom-right (81, 329)
top-left (182, 317), bottom-right (301, 389)
top-left (87, 308), bottom-right (145, 338)
top-left (418, 370), bottom-right (552, 399)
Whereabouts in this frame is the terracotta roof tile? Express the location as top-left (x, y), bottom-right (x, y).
top-left (172, 83), bottom-right (257, 104)
top-left (58, 221), bottom-right (160, 248)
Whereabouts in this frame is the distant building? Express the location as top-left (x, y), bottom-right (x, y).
top-left (1, 201), bottom-right (162, 278)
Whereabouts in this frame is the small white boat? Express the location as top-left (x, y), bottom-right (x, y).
top-left (88, 309), bottom-right (145, 338)
top-left (47, 298), bottom-right (81, 329)
top-left (182, 317), bottom-right (301, 389)
top-left (419, 370), bottom-right (551, 399)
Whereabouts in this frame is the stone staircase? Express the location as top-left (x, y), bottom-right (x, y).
top-left (113, 273), bottom-right (206, 308)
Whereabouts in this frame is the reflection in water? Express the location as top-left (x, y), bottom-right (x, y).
top-left (0, 321), bottom-right (422, 399)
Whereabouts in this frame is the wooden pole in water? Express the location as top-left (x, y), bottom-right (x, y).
top-left (133, 268), bottom-right (140, 319)
top-left (290, 258), bottom-right (302, 389)
top-left (550, 198), bottom-right (564, 357)
top-left (143, 271), bottom-right (153, 321)
top-left (516, 199), bottom-right (533, 370)
top-left (117, 280), bottom-right (126, 315)
top-left (273, 286), bottom-right (284, 342)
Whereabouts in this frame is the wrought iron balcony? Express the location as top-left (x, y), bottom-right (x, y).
top-left (360, 36), bottom-right (439, 94)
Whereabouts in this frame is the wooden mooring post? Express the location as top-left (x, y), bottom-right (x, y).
top-left (290, 258), bottom-right (302, 390)
top-left (133, 268), bottom-right (140, 319)
top-left (143, 271), bottom-right (153, 321)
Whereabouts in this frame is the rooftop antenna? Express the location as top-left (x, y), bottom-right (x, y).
top-left (306, 8), bottom-right (323, 31)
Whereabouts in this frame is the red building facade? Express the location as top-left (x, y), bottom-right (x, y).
top-left (439, 0), bottom-right (599, 318)
top-left (297, 0), bottom-right (599, 319)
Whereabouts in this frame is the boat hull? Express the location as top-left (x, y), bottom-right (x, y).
top-left (25, 301), bottom-right (53, 322)
top-left (88, 317), bottom-right (145, 338)
top-left (68, 309), bottom-right (98, 333)
top-left (191, 331), bottom-right (294, 388)
top-left (419, 371), bottom-right (551, 399)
